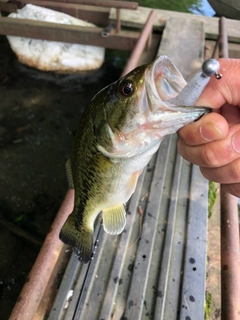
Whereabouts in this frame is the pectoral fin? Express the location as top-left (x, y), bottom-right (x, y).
top-left (102, 203), bottom-right (126, 235)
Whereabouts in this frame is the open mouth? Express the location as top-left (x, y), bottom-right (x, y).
top-left (147, 55), bottom-right (210, 117)
top-left (151, 55), bottom-right (187, 102)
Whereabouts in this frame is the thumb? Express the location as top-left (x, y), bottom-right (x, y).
top-left (195, 58), bottom-right (240, 109)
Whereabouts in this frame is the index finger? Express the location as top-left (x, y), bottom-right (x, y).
top-left (178, 112), bottom-right (228, 146)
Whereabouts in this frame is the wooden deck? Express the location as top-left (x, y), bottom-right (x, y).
top-left (49, 141), bottom-right (208, 320)
top-left (109, 6), bottom-right (240, 42)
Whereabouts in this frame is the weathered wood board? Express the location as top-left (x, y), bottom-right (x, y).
top-left (110, 6), bottom-right (240, 43)
top-left (206, 186), bottom-right (221, 319)
top-left (157, 18), bottom-right (204, 78)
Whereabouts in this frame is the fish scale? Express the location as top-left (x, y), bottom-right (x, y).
top-left (59, 55), bottom-right (219, 263)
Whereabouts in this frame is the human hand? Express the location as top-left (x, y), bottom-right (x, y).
top-left (177, 58), bottom-right (240, 197)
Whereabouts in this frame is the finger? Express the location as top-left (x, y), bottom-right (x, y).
top-left (177, 112), bottom-right (228, 146)
top-left (222, 183), bottom-right (240, 198)
top-left (200, 157), bottom-right (240, 184)
top-left (178, 124), bottom-right (240, 167)
top-left (221, 103), bottom-right (240, 125)
top-left (195, 58), bottom-right (240, 109)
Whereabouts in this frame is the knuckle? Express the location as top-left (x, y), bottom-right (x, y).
top-left (200, 145), bottom-right (221, 167)
top-left (178, 124), bottom-right (200, 146)
top-left (199, 167), bottom-right (212, 181)
top-left (222, 183), bottom-right (240, 198)
top-left (230, 159), bottom-right (240, 181)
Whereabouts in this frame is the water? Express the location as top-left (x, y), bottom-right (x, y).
top-left (0, 37), bottom-right (129, 318)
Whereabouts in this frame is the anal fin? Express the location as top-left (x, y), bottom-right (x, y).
top-left (102, 203), bottom-right (126, 235)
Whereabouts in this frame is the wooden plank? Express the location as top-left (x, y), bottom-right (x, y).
top-left (157, 18), bottom-right (204, 78)
top-left (0, 17), bottom-right (139, 50)
top-left (154, 17), bottom-right (208, 320)
top-left (49, 140), bottom-right (208, 320)
top-left (109, 6), bottom-right (240, 43)
top-left (206, 186), bottom-right (221, 319)
top-left (179, 165), bottom-right (208, 320)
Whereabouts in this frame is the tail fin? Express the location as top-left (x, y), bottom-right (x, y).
top-left (59, 214), bottom-right (93, 263)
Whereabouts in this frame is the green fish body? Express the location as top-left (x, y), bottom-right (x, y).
top-left (60, 55), bottom-right (210, 263)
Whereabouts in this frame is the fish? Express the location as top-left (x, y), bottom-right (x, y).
top-left (59, 55), bottom-right (211, 263)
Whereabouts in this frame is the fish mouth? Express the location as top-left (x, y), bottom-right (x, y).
top-left (136, 55), bottom-right (211, 136)
top-left (150, 55), bottom-right (187, 102)
top-left (147, 55), bottom-right (210, 118)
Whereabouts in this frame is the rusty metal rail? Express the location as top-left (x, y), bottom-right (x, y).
top-left (4, 0), bottom-right (138, 34)
top-left (121, 10), bottom-right (157, 76)
top-left (6, 0), bottom-right (138, 10)
top-left (9, 189), bottom-right (74, 320)
top-left (217, 16), bottom-right (240, 320)
top-left (0, 18), bottom-right (141, 50)
top-left (32, 0), bottom-right (138, 9)
top-left (0, 0), bottom-right (140, 49)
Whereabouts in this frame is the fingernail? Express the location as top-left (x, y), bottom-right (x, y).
top-left (232, 130), bottom-right (240, 153)
top-left (200, 122), bottom-right (224, 141)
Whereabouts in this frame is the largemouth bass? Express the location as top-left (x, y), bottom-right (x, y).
top-left (60, 55), bottom-right (213, 263)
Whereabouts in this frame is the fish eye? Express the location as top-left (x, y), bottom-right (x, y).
top-left (120, 82), bottom-right (134, 96)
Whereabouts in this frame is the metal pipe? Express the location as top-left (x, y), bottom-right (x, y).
top-left (220, 190), bottom-right (240, 319)
top-left (218, 16), bottom-right (240, 319)
top-left (146, 29), bottom-right (152, 50)
top-left (31, 0), bottom-right (139, 10)
top-left (9, 189), bottom-right (74, 320)
top-left (15, 0), bottom-right (110, 11)
top-left (212, 35), bottom-right (219, 59)
top-left (219, 17), bottom-right (228, 59)
top-left (121, 10), bottom-right (157, 77)
top-left (116, 8), bottom-right (121, 33)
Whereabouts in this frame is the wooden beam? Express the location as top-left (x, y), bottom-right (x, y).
top-left (109, 6), bottom-right (240, 43)
top-left (0, 17), bottom-right (139, 50)
top-left (158, 18), bottom-right (204, 78)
